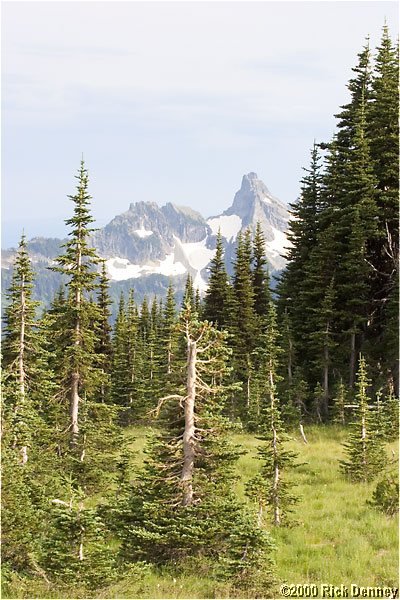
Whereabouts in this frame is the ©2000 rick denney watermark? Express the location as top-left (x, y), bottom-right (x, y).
top-left (279, 583), bottom-right (399, 598)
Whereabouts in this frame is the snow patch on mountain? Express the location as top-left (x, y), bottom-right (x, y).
top-left (134, 228), bottom-right (154, 238)
top-left (176, 237), bottom-right (215, 271)
top-left (105, 254), bottom-right (186, 281)
top-left (266, 226), bottom-right (290, 257)
top-left (193, 270), bottom-right (208, 293)
top-left (173, 236), bottom-right (216, 291)
top-left (207, 214), bottom-right (242, 241)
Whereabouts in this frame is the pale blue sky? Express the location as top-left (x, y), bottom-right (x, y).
top-left (2, 1), bottom-right (398, 247)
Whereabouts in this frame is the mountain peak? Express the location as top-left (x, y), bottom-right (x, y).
top-left (227, 172), bottom-right (274, 219)
top-left (243, 171), bottom-right (258, 181)
top-left (240, 172), bottom-right (272, 196)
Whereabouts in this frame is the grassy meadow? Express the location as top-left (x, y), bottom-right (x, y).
top-left (4, 425), bottom-right (398, 599)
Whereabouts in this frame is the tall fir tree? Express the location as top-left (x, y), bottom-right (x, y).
top-left (111, 293), bottom-right (131, 408)
top-left (51, 160), bottom-right (102, 451)
top-left (94, 261), bottom-right (113, 403)
top-left (367, 26), bottom-right (399, 391)
top-left (203, 229), bottom-right (229, 328)
top-left (230, 230), bottom-right (257, 419)
top-left (252, 222), bottom-right (272, 320)
top-left (2, 234), bottom-right (42, 464)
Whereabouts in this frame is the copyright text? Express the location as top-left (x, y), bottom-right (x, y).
top-left (279, 584), bottom-right (399, 599)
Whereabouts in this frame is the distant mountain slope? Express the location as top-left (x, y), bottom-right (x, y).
top-left (1, 173), bottom-right (290, 309)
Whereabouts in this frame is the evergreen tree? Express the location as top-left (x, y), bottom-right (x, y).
top-left (246, 303), bottom-right (299, 526)
top-left (1, 240), bottom-right (62, 580)
top-left (308, 277), bottom-right (336, 417)
top-left (160, 282), bottom-right (179, 388)
top-left (203, 229), bottom-right (229, 327)
top-left (111, 293), bottom-right (131, 408)
top-left (2, 234), bottom-right (42, 464)
top-left (332, 379), bottom-right (348, 425)
top-left (42, 478), bottom-right (115, 587)
top-left (252, 222), bottom-right (272, 320)
top-left (340, 355), bottom-right (386, 482)
top-left (230, 230), bottom-right (257, 419)
top-left (126, 289), bottom-right (142, 417)
top-left (94, 261), bottom-right (113, 403)
top-left (51, 160), bottom-right (102, 450)
top-left (367, 26), bottom-right (399, 390)
top-left (277, 143), bottom-right (324, 389)
top-left (182, 273), bottom-right (196, 310)
top-left (369, 467), bottom-right (399, 517)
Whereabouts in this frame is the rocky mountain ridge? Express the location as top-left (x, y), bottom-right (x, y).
top-left (2, 173), bottom-right (290, 307)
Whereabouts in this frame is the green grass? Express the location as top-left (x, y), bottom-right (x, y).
top-left (3, 425), bottom-right (398, 598)
top-left (230, 425), bottom-right (398, 590)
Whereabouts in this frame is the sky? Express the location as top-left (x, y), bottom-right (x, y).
top-left (2, 0), bottom-right (398, 247)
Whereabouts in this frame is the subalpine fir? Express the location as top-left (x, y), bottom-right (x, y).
top-left (246, 302), bottom-right (299, 527)
top-left (51, 160), bottom-right (103, 452)
top-left (340, 355), bottom-right (386, 482)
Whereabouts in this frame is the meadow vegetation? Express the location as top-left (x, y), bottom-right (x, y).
top-left (3, 425), bottom-right (398, 599)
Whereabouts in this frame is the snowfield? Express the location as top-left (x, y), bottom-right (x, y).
top-left (207, 214), bottom-right (242, 241)
top-left (105, 254), bottom-right (186, 281)
top-left (266, 226), bottom-right (290, 257)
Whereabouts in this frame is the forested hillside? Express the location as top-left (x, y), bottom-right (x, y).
top-left (1, 27), bottom-right (398, 599)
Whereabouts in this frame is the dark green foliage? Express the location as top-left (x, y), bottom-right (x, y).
top-left (367, 28), bottom-right (399, 391)
top-left (42, 481), bottom-right (115, 587)
top-left (368, 468), bottom-right (399, 517)
top-left (1, 244), bottom-right (61, 577)
top-left (1, 405), bottom-right (42, 575)
top-left (332, 379), bottom-right (348, 425)
top-left (2, 29), bottom-right (398, 594)
top-left (374, 388), bottom-right (399, 442)
top-left (111, 293), bottom-right (131, 408)
top-left (277, 28), bottom-right (398, 401)
top-left (252, 222), bottom-right (272, 320)
top-left (182, 273), bottom-right (196, 310)
top-left (94, 261), bottom-right (113, 403)
top-left (203, 230), bottom-right (229, 327)
top-left (50, 160), bottom-right (104, 452)
top-left (229, 230), bottom-right (257, 420)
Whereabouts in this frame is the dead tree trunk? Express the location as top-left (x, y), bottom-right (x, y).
top-left (270, 366), bottom-right (281, 526)
top-left (70, 371), bottom-right (80, 446)
top-left (181, 339), bottom-right (196, 507)
top-left (71, 243), bottom-right (82, 449)
top-left (272, 424), bottom-right (281, 526)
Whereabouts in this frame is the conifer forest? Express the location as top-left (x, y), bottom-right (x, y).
top-left (1, 26), bottom-right (399, 599)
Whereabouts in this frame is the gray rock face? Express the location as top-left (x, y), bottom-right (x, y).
top-left (91, 201), bottom-right (210, 264)
top-left (229, 173), bottom-right (288, 229)
top-left (211, 172), bottom-right (290, 270)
